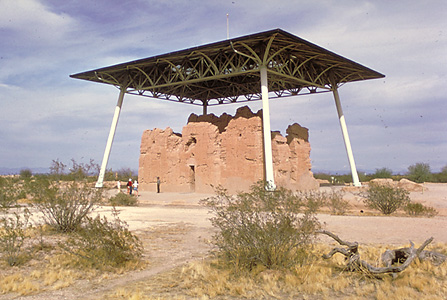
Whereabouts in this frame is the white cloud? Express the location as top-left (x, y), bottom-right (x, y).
top-left (0, 0), bottom-right (446, 174)
top-left (0, 0), bottom-right (75, 44)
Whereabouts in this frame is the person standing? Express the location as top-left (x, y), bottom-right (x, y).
top-left (133, 180), bottom-right (139, 197)
top-left (127, 178), bottom-right (133, 195)
top-left (156, 177), bottom-right (161, 193)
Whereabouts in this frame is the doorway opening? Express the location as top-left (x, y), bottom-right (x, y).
top-left (189, 165), bottom-right (195, 192)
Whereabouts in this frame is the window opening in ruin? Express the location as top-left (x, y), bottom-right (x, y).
top-left (186, 137), bottom-right (197, 147)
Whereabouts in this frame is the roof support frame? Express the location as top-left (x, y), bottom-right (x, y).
top-left (95, 86), bottom-right (126, 188)
top-left (70, 29), bottom-right (384, 188)
top-left (332, 84), bottom-right (361, 186)
top-left (260, 65), bottom-right (275, 189)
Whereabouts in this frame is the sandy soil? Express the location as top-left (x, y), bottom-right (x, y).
top-left (4, 183), bottom-right (447, 300)
top-left (114, 183), bottom-right (447, 245)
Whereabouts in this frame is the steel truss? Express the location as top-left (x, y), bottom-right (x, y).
top-left (76, 29), bottom-right (382, 107)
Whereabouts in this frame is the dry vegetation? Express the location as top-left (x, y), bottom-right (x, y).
top-left (97, 242), bottom-right (447, 300)
top-left (2, 231), bottom-right (446, 299)
top-left (0, 225), bottom-right (131, 297)
top-left (1, 215), bottom-right (446, 299)
top-left (1, 176), bottom-right (447, 299)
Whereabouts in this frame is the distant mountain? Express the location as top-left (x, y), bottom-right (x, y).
top-left (0, 167), bottom-right (49, 175)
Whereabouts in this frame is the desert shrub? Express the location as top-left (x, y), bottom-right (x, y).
top-left (293, 190), bottom-right (349, 215)
top-left (363, 182), bottom-right (410, 215)
top-left (201, 182), bottom-right (320, 271)
top-left (434, 172), bottom-right (447, 183)
top-left (48, 159), bottom-right (100, 181)
top-left (407, 162), bottom-right (433, 183)
top-left (0, 209), bottom-right (31, 266)
top-left (313, 172), bottom-right (332, 182)
top-left (29, 178), bottom-right (102, 232)
top-left (109, 192), bottom-right (138, 206)
top-left (434, 165), bottom-right (447, 183)
top-left (325, 190), bottom-right (350, 215)
top-left (66, 159), bottom-right (100, 181)
top-left (372, 167), bottom-right (393, 179)
top-left (104, 167), bottom-right (138, 182)
top-left (19, 169), bottom-right (33, 180)
top-left (330, 174), bottom-right (353, 185)
top-left (404, 202), bottom-right (438, 217)
top-left (61, 208), bottom-right (143, 269)
top-left (48, 159), bottom-right (67, 181)
top-left (0, 178), bottom-right (19, 210)
top-left (299, 190), bottom-right (327, 212)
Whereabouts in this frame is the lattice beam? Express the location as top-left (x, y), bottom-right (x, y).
top-left (71, 29), bottom-right (384, 106)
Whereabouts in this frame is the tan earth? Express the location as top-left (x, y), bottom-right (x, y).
top-left (4, 183), bottom-right (447, 300)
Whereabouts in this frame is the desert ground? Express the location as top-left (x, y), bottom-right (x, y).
top-left (1, 182), bottom-right (446, 299)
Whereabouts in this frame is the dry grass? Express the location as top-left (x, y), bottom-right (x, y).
top-left (0, 253), bottom-right (90, 296)
top-left (2, 218), bottom-right (446, 299)
top-left (0, 224), bottom-right (144, 298)
top-left (100, 243), bottom-right (447, 300)
top-left (0, 249), bottom-right (144, 297)
top-left (0, 221), bottom-right (192, 299)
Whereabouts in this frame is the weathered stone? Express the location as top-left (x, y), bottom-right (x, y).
top-left (139, 106), bottom-right (319, 193)
top-left (398, 178), bottom-right (425, 192)
top-left (370, 178), bottom-right (395, 185)
top-left (368, 178), bottom-right (426, 192)
top-left (286, 122), bottom-right (309, 143)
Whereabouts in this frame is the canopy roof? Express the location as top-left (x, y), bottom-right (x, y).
top-left (70, 28), bottom-right (384, 106)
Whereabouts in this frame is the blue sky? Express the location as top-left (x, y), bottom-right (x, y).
top-left (1, 0), bottom-right (446, 175)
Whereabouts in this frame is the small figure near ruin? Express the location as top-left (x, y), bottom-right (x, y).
top-left (127, 178), bottom-right (133, 195)
top-left (157, 177), bottom-right (161, 193)
top-left (133, 180), bottom-right (139, 197)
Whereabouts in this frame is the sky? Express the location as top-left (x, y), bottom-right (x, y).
top-left (0, 0), bottom-right (446, 175)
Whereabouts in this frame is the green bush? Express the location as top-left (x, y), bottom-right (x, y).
top-left (61, 208), bottom-right (143, 269)
top-left (407, 162), bottom-right (433, 183)
top-left (109, 192), bottom-right (138, 206)
top-left (299, 190), bottom-right (327, 212)
top-left (201, 182), bottom-right (320, 271)
top-left (19, 169), bottom-right (33, 180)
top-left (325, 190), bottom-right (350, 215)
top-left (404, 202), bottom-right (438, 217)
top-left (0, 209), bottom-right (31, 266)
top-left (434, 165), bottom-right (447, 183)
top-left (372, 167), bottom-right (393, 179)
top-left (104, 167), bottom-right (138, 182)
top-left (363, 182), bottom-right (410, 215)
top-left (0, 178), bottom-right (19, 210)
top-left (313, 173), bottom-right (332, 183)
top-left (28, 179), bottom-right (102, 232)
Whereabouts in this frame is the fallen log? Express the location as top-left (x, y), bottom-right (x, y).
top-left (317, 230), bottom-right (446, 276)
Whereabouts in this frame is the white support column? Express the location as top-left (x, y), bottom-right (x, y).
top-left (95, 87), bottom-right (126, 188)
top-left (332, 86), bottom-right (361, 187)
top-left (260, 65), bottom-right (276, 189)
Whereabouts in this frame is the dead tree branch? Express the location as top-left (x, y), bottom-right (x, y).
top-left (382, 237), bottom-right (446, 267)
top-left (317, 230), bottom-right (445, 276)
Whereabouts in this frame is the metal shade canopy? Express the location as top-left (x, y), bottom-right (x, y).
top-left (70, 28), bottom-right (384, 188)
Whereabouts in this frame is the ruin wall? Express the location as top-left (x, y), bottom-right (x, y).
top-left (139, 106), bottom-right (319, 194)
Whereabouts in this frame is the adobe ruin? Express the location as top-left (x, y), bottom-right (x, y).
top-left (138, 106), bottom-right (319, 194)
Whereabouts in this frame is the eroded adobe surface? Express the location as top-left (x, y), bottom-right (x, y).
top-left (139, 106), bottom-right (319, 193)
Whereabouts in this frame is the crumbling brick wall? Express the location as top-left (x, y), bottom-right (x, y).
top-left (139, 106), bottom-right (319, 193)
